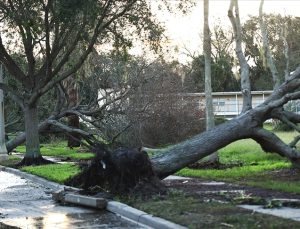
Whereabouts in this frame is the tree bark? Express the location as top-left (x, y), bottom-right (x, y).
top-left (63, 78), bottom-right (81, 148)
top-left (151, 114), bottom-right (253, 178)
top-left (0, 64), bottom-right (7, 161)
top-left (23, 103), bottom-right (42, 159)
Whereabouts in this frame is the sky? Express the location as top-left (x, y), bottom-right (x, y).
top-left (138, 0), bottom-right (300, 64)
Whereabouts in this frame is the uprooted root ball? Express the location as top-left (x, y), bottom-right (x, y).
top-left (66, 147), bottom-right (166, 196)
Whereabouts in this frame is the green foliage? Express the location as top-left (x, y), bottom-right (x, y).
top-left (187, 54), bottom-right (239, 92)
top-left (244, 14), bottom-right (300, 88)
top-left (21, 164), bottom-right (80, 184)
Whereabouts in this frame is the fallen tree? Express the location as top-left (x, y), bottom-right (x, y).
top-left (6, 67), bottom-right (300, 192)
top-left (54, 67), bottom-right (300, 194)
top-left (151, 67), bottom-right (300, 178)
top-left (5, 0), bottom-right (300, 194)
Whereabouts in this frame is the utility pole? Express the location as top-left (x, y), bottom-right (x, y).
top-left (0, 64), bottom-right (8, 161)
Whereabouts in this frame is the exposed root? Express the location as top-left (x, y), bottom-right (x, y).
top-left (66, 146), bottom-right (166, 196)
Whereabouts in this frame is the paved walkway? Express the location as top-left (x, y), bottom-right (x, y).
top-left (0, 171), bottom-right (145, 229)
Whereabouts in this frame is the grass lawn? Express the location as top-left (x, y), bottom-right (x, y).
top-left (21, 164), bottom-right (80, 184)
top-left (177, 130), bottom-right (300, 193)
top-left (0, 155), bottom-right (81, 184)
top-left (16, 143), bottom-right (94, 160)
top-left (130, 191), bottom-right (300, 229)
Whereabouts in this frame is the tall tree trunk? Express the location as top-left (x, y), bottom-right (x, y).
top-left (63, 78), bottom-right (81, 148)
top-left (203, 0), bottom-right (218, 163)
top-left (19, 103), bottom-right (45, 165)
top-left (259, 0), bottom-right (281, 89)
top-left (281, 23), bottom-right (290, 81)
top-left (228, 0), bottom-right (252, 113)
top-left (0, 64), bottom-right (7, 161)
top-left (6, 117), bottom-right (53, 152)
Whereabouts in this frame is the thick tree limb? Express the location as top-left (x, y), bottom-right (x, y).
top-left (0, 83), bottom-right (24, 109)
top-left (151, 115), bottom-right (253, 178)
top-left (252, 127), bottom-right (300, 164)
top-left (47, 120), bottom-right (93, 137)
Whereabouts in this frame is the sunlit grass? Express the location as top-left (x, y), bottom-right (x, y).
top-left (178, 162), bottom-right (291, 180)
top-left (21, 164), bottom-right (80, 184)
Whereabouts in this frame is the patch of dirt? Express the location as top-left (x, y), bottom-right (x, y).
top-left (164, 176), bottom-right (300, 202)
top-left (187, 161), bottom-right (243, 170)
top-left (263, 168), bottom-right (300, 181)
top-left (16, 156), bottom-right (54, 167)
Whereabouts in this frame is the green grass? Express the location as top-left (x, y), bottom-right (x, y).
top-left (178, 162), bottom-right (291, 181)
top-left (247, 180), bottom-right (300, 194)
top-left (16, 144), bottom-right (94, 160)
top-left (21, 164), bottom-right (80, 184)
top-left (177, 130), bottom-right (300, 193)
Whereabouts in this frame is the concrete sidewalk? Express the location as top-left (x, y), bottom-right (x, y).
top-left (0, 171), bottom-right (145, 229)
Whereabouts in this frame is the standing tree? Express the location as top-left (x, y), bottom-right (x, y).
top-left (0, 0), bottom-right (164, 165)
top-left (228, 0), bottom-right (252, 112)
top-left (203, 0), bottom-right (218, 163)
top-left (0, 64), bottom-right (8, 161)
top-left (259, 0), bottom-right (280, 89)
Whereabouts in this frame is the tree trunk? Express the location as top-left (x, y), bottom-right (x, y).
top-left (228, 0), bottom-right (252, 113)
top-left (0, 64), bottom-right (7, 161)
top-left (6, 117), bottom-right (51, 152)
top-left (17, 103), bottom-right (49, 165)
top-left (259, 0), bottom-right (281, 89)
top-left (24, 104), bottom-right (41, 158)
top-left (67, 114), bottom-right (81, 148)
top-left (203, 0), bottom-right (218, 163)
top-left (64, 79), bottom-right (81, 148)
top-left (151, 67), bottom-right (300, 178)
top-left (151, 114), bottom-right (252, 178)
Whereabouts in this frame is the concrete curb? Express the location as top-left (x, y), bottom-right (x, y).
top-left (0, 165), bottom-right (188, 229)
top-left (107, 201), bottom-right (187, 229)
